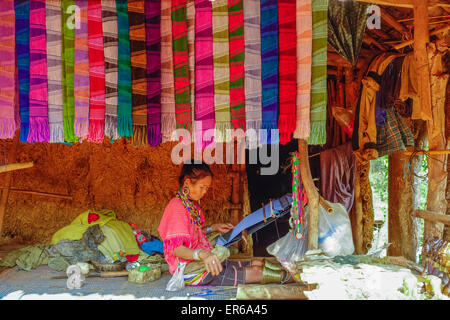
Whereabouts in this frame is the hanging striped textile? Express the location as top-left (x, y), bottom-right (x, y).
top-left (87, 1), bottom-right (106, 143)
top-left (212, 0), bottom-right (232, 143)
top-left (260, 0), bottom-right (279, 144)
top-left (28, 0), bottom-right (49, 142)
top-left (128, 0), bottom-right (148, 146)
top-left (228, 0), bottom-right (246, 131)
top-left (160, 0), bottom-right (176, 142)
top-left (293, 0), bottom-right (312, 140)
top-left (116, 0), bottom-right (133, 138)
top-left (0, 0), bottom-right (16, 139)
top-left (145, 0), bottom-right (162, 146)
top-left (15, 0), bottom-right (30, 142)
top-left (61, 0), bottom-right (77, 143)
top-left (172, 0), bottom-right (192, 132)
top-left (308, 0), bottom-right (328, 145)
top-left (102, 0), bottom-right (119, 141)
top-left (74, 0), bottom-right (90, 141)
top-left (194, 0), bottom-right (215, 150)
top-left (46, 0), bottom-right (64, 143)
top-left (187, 1), bottom-right (195, 142)
top-left (243, 0), bottom-right (262, 149)
top-left (278, 0), bottom-right (297, 145)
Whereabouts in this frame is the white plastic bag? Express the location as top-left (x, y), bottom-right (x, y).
top-left (267, 231), bottom-right (308, 273)
top-left (166, 262), bottom-right (186, 291)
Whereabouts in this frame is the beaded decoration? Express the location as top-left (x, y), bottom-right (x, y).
top-left (176, 186), bottom-right (205, 229)
top-left (289, 151), bottom-right (308, 240)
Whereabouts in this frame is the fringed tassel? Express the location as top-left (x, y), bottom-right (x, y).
top-left (214, 122), bottom-right (233, 143)
top-left (245, 120), bottom-right (261, 149)
top-left (278, 114), bottom-right (296, 145)
top-left (232, 118), bottom-right (246, 132)
top-left (307, 121), bottom-right (326, 145)
top-left (118, 115), bottom-right (133, 138)
top-left (64, 116), bottom-right (76, 143)
top-left (74, 118), bottom-right (90, 140)
top-left (27, 117), bottom-right (50, 142)
top-left (130, 124), bottom-right (148, 147)
top-left (49, 122), bottom-right (65, 143)
top-left (147, 123), bottom-right (162, 147)
top-left (293, 120), bottom-right (310, 141)
top-left (260, 122), bottom-right (278, 145)
top-left (104, 115), bottom-right (120, 141)
top-left (0, 119), bottom-right (17, 140)
top-left (86, 119), bottom-right (105, 143)
top-left (19, 122), bottom-right (29, 143)
top-left (161, 113), bottom-right (177, 142)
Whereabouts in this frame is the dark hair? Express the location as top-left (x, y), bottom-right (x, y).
top-left (179, 161), bottom-right (214, 186)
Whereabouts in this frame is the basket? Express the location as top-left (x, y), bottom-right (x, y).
top-left (91, 261), bottom-right (127, 273)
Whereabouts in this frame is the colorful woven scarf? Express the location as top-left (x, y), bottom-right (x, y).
top-left (28, 0), bottom-right (50, 142)
top-left (243, 0), bottom-right (262, 149)
top-left (187, 1), bottom-right (195, 141)
top-left (74, 0), bottom-right (90, 141)
top-left (278, 0), bottom-right (297, 145)
top-left (308, 0), bottom-right (328, 145)
top-left (160, 0), bottom-right (176, 142)
top-left (145, 0), bottom-right (162, 146)
top-left (212, 0), bottom-right (232, 143)
top-left (87, 1), bottom-right (106, 143)
top-left (15, 0), bottom-right (30, 142)
top-left (260, 0), bottom-right (279, 144)
top-left (128, 0), bottom-right (148, 146)
top-left (194, 0), bottom-right (215, 150)
top-left (293, 0), bottom-right (312, 140)
top-left (0, 0), bottom-right (16, 139)
top-left (290, 152), bottom-right (307, 240)
top-left (102, 0), bottom-right (120, 141)
top-left (46, 0), bottom-right (64, 143)
top-left (228, 0), bottom-right (246, 131)
top-left (116, 0), bottom-right (133, 138)
top-left (172, 0), bottom-right (192, 132)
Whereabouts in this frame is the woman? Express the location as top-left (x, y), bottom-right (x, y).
top-left (158, 161), bottom-right (292, 286)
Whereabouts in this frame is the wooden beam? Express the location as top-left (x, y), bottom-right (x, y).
top-left (380, 7), bottom-right (410, 36)
top-left (364, 33), bottom-right (389, 51)
top-left (0, 188), bottom-right (73, 200)
top-left (0, 162), bottom-right (33, 173)
top-left (353, 160), bottom-right (364, 254)
top-left (393, 24), bottom-right (450, 49)
top-left (414, 210), bottom-right (450, 226)
top-left (403, 150), bottom-right (450, 156)
top-left (355, 0), bottom-right (450, 8)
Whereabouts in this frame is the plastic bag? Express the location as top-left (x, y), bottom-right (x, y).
top-left (165, 262), bottom-right (186, 292)
top-left (266, 231), bottom-right (308, 273)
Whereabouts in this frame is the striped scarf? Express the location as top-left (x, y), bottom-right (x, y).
top-left (228, 0), bottom-right (246, 131)
top-left (128, 0), bottom-right (148, 146)
top-left (309, 0), bottom-right (328, 145)
top-left (116, 0), bottom-right (133, 138)
top-left (46, 0), bottom-right (64, 143)
top-left (74, 0), bottom-right (90, 140)
top-left (87, 1), bottom-right (106, 143)
top-left (160, 0), bottom-right (176, 142)
top-left (187, 1), bottom-right (195, 141)
top-left (0, 0), bottom-right (16, 139)
top-left (212, 0), bottom-right (232, 143)
top-left (243, 0), bottom-right (262, 149)
top-left (145, 0), bottom-right (162, 146)
top-left (28, 0), bottom-right (49, 142)
top-left (293, 0), bottom-right (312, 140)
top-left (194, 0), bottom-right (215, 150)
top-left (278, 0), bottom-right (297, 145)
top-left (260, 0), bottom-right (279, 144)
top-left (15, 0), bottom-right (30, 142)
top-left (102, 0), bottom-right (120, 141)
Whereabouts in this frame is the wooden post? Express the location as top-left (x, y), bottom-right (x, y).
top-left (353, 160), bottom-right (364, 254)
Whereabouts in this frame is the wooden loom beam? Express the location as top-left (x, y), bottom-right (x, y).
top-left (0, 162), bottom-right (33, 173)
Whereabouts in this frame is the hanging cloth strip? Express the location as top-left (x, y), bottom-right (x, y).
top-left (194, 0), bottom-right (215, 151)
top-left (28, 0), bottom-right (49, 142)
top-left (290, 152), bottom-right (308, 240)
top-left (293, 0), bottom-right (312, 141)
top-left (187, 1), bottom-right (195, 143)
top-left (278, 0), bottom-right (297, 145)
top-left (116, 0), bottom-right (133, 138)
top-left (243, 0), bottom-right (262, 149)
top-left (308, 0), bottom-right (328, 145)
top-left (102, 0), bottom-right (120, 141)
top-left (87, 1), bottom-right (106, 143)
top-left (160, 0), bottom-right (177, 142)
top-left (228, 0), bottom-right (246, 131)
top-left (128, 0), bottom-right (148, 146)
top-left (45, 0), bottom-right (64, 143)
top-left (15, 0), bottom-right (30, 142)
top-left (145, 0), bottom-right (162, 147)
top-left (212, 0), bottom-right (232, 143)
top-left (74, 0), bottom-right (90, 141)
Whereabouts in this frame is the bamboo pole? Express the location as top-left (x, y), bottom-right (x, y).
top-left (414, 209), bottom-right (450, 226)
top-left (355, 0), bottom-right (450, 9)
top-left (393, 25), bottom-right (450, 49)
top-left (403, 150), bottom-right (450, 156)
top-left (380, 7), bottom-right (410, 36)
top-left (0, 188), bottom-right (73, 200)
top-left (0, 162), bottom-right (33, 173)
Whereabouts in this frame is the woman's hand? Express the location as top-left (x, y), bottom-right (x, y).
top-left (211, 223), bottom-right (234, 234)
top-left (198, 250), bottom-right (223, 276)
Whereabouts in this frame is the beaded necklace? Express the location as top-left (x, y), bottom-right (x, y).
top-left (290, 152), bottom-right (308, 240)
top-left (176, 187), bottom-right (205, 229)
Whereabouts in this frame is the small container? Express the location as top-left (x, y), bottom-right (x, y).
top-left (128, 265), bottom-right (162, 284)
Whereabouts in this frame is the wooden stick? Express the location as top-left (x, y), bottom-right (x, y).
top-left (398, 15), bottom-right (450, 23)
top-left (355, 0), bottom-right (450, 8)
top-left (319, 196), bottom-right (334, 214)
top-left (380, 7), bottom-right (410, 35)
top-left (0, 188), bottom-right (73, 200)
top-left (414, 209), bottom-right (450, 226)
top-left (403, 150), bottom-right (450, 156)
top-left (0, 162), bottom-right (33, 173)
top-left (394, 25), bottom-right (450, 49)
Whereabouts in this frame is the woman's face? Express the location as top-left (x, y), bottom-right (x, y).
top-left (185, 175), bottom-right (212, 201)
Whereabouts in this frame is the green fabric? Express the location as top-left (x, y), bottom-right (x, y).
top-left (184, 244), bottom-right (230, 274)
top-left (97, 224), bottom-right (126, 260)
top-left (0, 244), bottom-right (49, 271)
top-left (47, 256), bottom-right (71, 272)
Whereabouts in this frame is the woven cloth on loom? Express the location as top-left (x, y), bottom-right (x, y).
top-left (260, 0), bottom-right (279, 144)
top-left (160, 0), bottom-right (176, 142)
top-left (74, 0), bottom-right (90, 141)
top-left (46, 0), bottom-right (64, 143)
top-left (308, 0), bottom-right (328, 145)
top-left (28, 0), bottom-right (49, 142)
top-left (212, 0), bottom-right (232, 143)
top-left (278, 0), bottom-right (297, 145)
top-left (129, 0), bottom-right (148, 146)
top-left (293, 0), bottom-right (312, 140)
top-left (194, 0), bottom-right (215, 150)
top-left (15, 0), bottom-right (30, 142)
top-left (187, 1), bottom-right (195, 142)
top-left (116, 0), bottom-right (133, 138)
top-left (243, 0), bottom-right (262, 149)
top-left (102, 0), bottom-right (120, 141)
top-left (87, 1), bottom-right (106, 143)
top-left (145, 0), bottom-right (162, 146)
